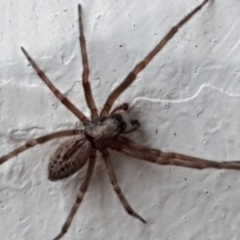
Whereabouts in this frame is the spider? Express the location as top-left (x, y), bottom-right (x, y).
top-left (1, 0), bottom-right (240, 239)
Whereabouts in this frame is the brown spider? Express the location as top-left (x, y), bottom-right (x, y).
top-left (1, 0), bottom-right (240, 239)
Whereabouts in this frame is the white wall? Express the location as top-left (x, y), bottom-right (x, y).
top-left (1, 0), bottom-right (240, 239)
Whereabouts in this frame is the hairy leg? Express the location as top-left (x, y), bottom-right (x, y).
top-left (110, 136), bottom-right (240, 170)
top-left (101, 150), bottom-right (146, 223)
top-left (53, 150), bottom-right (96, 240)
top-left (0, 130), bottom-right (83, 165)
top-left (78, 5), bottom-right (98, 119)
top-left (21, 47), bottom-right (89, 125)
top-left (101, 0), bottom-right (210, 117)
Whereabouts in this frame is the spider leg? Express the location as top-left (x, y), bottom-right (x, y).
top-left (101, 150), bottom-right (146, 223)
top-left (100, 0), bottom-right (210, 117)
top-left (21, 47), bottom-right (89, 125)
top-left (52, 150), bottom-right (96, 240)
top-left (110, 137), bottom-right (240, 170)
top-left (121, 120), bottom-right (140, 134)
top-left (110, 103), bottom-right (129, 114)
top-left (78, 5), bottom-right (98, 119)
top-left (110, 103), bottom-right (140, 134)
top-left (0, 130), bottom-right (83, 165)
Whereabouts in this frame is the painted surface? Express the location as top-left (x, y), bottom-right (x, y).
top-left (0, 0), bottom-right (240, 239)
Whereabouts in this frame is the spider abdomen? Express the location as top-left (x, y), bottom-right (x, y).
top-left (48, 134), bottom-right (92, 181)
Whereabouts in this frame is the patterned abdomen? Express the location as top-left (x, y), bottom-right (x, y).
top-left (48, 134), bottom-right (92, 181)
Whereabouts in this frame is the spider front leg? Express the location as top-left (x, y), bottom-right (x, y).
top-left (122, 120), bottom-right (140, 134)
top-left (101, 150), bottom-right (146, 223)
top-left (0, 130), bottom-right (83, 165)
top-left (21, 47), bottom-right (89, 125)
top-left (111, 137), bottom-right (240, 170)
top-left (53, 150), bottom-right (96, 240)
top-left (110, 103), bottom-right (140, 134)
top-left (111, 103), bottom-right (129, 114)
top-left (78, 4), bottom-right (98, 119)
top-left (100, 0), bottom-right (210, 117)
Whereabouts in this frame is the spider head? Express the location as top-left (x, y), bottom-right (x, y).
top-left (84, 114), bottom-right (127, 149)
top-left (110, 113), bottom-right (127, 133)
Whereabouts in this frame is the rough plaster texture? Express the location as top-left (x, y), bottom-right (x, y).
top-left (1, 0), bottom-right (240, 239)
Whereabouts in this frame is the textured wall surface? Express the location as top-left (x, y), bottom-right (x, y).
top-left (1, 0), bottom-right (240, 240)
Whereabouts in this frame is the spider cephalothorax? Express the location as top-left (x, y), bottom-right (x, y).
top-left (84, 114), bottom-right (128, 148)
top-left (48, 110), bottom-right (134, 180)
top-left (2, 1), bottom-right (240, 240)
top-left (49, 107), bottom-right (138, 181)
